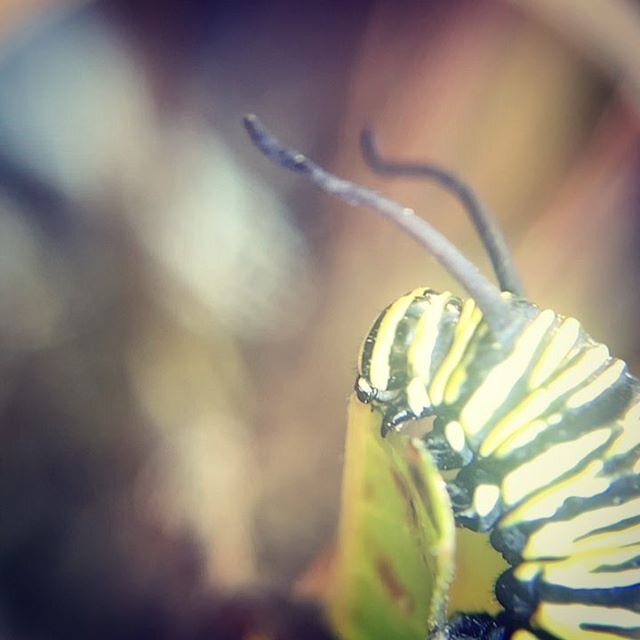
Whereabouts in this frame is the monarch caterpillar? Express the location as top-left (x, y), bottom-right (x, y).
top-left (243, 114), bottom-right (640, 640)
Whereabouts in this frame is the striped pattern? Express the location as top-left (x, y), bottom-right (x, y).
top-left (355, 289), bottom-right (640, 640)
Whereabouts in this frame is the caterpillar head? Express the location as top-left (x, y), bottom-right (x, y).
top-left (355, 288), bottom-right (462, 436)
top-left (243, 115), bottom-right (525, 438)
top-left (354, 374), bottom-right (419, 437)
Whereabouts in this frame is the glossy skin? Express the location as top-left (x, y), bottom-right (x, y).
top-left (355, 287), bottom-right (640, 640)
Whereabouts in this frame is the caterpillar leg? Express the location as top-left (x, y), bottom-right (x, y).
top-left (431, 613), bottom-right (545, 639)
top-left (431, 613), bottom-right (508, 639)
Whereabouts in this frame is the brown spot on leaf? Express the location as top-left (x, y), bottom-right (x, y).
top-left (391, 468), bottom-right (420, 529)
top-left (406, 449), bottom-right (439, 531)
top-left (391, 469), bottom-right (412, 503)
top-left (363, 480), bottom-right (375, 502)
top-left (376, 558), bottom-right (414, 616)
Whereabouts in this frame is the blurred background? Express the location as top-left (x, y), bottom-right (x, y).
top-left (0, 0), bottom-right (638, 638)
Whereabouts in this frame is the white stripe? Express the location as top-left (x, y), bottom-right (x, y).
top-left (444, 420), bottom-right (466, 453)
top-left (493, 419), bottom-right (550, 458)
top-left (369, 291), bottom-right (418, 389)
top-left (460, 309), bottom-right (556, 437)
top-left (406, 377), bottom-right (431, 416)
top-left (480, 344), bottom-right (610, 457)
top-left (473, 484), bottom-right (500, 518)
top-left (501, 428), bottom-right (611, 506)
top-left (573, 521), bottom-right (640, 556)
top-left (544, 344), bottom-right (610, 398)
top-left (566, 360), bottom-right (626, 409)
top-left (407, 292), bottom-right (450, 381)
top-left (430, 299), bottom-right (480, 406)
top-left (534, 602), bottom-right (640, 640)
top-left (500, 460), bottom-right (609, 526)
top-left (535, 545), bottom-right (640, 589)
top-left (528, 316), bottom-right (581, 389)
top-left (524, 497), bottom-right (640, 559)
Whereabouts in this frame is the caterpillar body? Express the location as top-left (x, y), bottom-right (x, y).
top-left (356, 288), bottom-right (640, 640)
top-left (244, 114), bottom-right (640, 640)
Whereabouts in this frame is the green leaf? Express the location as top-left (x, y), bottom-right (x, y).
top-left (328, 396), bottom-right (456, 640)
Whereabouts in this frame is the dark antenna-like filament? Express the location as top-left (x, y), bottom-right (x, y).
top-left (361, 129), bottom-right (524, 297)
top-left (243, 114), bottom-right (515, 337)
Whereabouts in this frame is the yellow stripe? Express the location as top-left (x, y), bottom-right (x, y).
top-left (528, 317), bottom-right (581, 389)
top-left (368, 290), bottom-right (419, 390)
top-left (550, 566), bottom-right (640, 590)
top-left (544, 343), bottom-right (610, 398)
top-left (514, 562), bottom-right (541, 582)
top-left (480, 343), bottom-right (610, 456)
top-left (511, 631), bottom-right (541, 640)
top-left (407, 292), bottom-right (451, 381)
top-left (500, 460), bottom-right (608, 527)
top-left (493, 419), bottom-right (550, 458)
top-left (565, 360), bottom-right (626, 409)
top-left (430, 299), bottom-right (481, 406)
top-left (536, 544), bottom-right (640, 590)
top-left (534, 602), bottom-right (640, 640)
top-left (480, 390), bottom-right (551, 457)
top-left (501, 428), bottom-right (611, 506)
top-left (460, 309), bottom-right (557, 437)
top-left (523, 497), bottom-right (640, 559)
top-left (573, 521), bottom-right (640, 556)
top-left (579, 543), bottom-right (640, 569)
